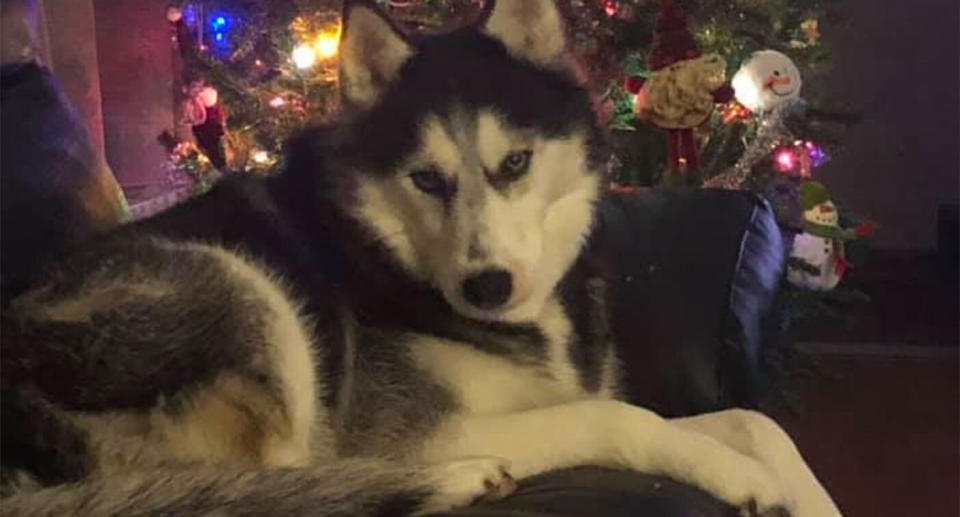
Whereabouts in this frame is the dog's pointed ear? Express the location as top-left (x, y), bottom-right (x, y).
top-left (482, 0), bottom-right (566, 67)
top-left (340, 2), bottom-right (413, 110)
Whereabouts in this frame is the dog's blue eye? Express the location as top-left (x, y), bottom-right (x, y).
top-left (410, 169), bottom-right (446, 195)
top-left (500, 150), bottom-right (532, 178)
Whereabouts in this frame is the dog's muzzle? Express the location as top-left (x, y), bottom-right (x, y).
top-left (461, 268), bottom-right (512, 310)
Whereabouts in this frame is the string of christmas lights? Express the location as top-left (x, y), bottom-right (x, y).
top-left (163, 0), bottom-right (344, 189)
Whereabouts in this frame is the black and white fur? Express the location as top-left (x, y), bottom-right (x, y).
top-left (1, 1), bottom-right (839, 515)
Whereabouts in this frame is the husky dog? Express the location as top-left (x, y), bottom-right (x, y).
top-left (0, 0), bottom-right (834, 515)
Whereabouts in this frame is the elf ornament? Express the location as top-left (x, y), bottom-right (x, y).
top-left (631, 0), bottom-right (733, 186)
top-left (787, 182), bottom-right (874, 291)
top-left (167, 4), bottom-right (197, 55)
top-left (731, 50), bottom-right (802, 114)
top-left (182, 83), bottom-right (228, 170)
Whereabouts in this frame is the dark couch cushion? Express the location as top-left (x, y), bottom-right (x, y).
top-left (439, 467), bottom-right (736, 517)
top-left (594, 189), bottom-right (784, 417)
top-left (0, 63), bottom-right (127, 304)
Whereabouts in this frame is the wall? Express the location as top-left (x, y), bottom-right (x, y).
top-left (93, 0), bottom-right (174, 198)
top-left (39, 0), bottom-right (106, 155)
top-left (820, 0), bottom-right (960, 249)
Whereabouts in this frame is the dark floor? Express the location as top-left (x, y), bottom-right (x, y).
top-left (765, 248), bottom-right (959, 516)
top-left (794, 249), bottom-right (959, 347)
top-left (765, 352), bottom-right (959, 517)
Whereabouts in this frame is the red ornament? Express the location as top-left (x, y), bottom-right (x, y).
top-left (712, 84), bottom-right (735, 103)
top-left (834, 254), bottom-right (851, 277)
top-left (643, 0), bottom-right (733, 179)
top-left (854, 221), bottom-right (877, 238)
top-left (623, 76), bottom-right (646, 94)
top-left (774, 142), bottom-right (814, 178)
top-left (722, 100), bottom-right (751, 123)
top-left (603, 0), bottom-right (618, 18)
top-left (647, 0), bottom-right (701, 72)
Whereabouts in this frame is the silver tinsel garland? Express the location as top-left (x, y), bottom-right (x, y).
top-left (703, 97), bottom-right (808, 190)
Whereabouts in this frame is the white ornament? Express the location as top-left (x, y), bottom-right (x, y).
top-left (731, 50), bottom-right (801, 113)
top-left (197, 86), bottom-right (218, 108)
top-left (292, 44), bottom-right (317, 70)
top-left (166, 6), bottom-right (183, 23)
top-left (251, 150), bottom-right (273, 165)
top-left (787, 232), bottom-right (842, 291)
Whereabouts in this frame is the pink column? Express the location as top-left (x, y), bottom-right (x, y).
top-left (93, 0), bottom-right (174, 201)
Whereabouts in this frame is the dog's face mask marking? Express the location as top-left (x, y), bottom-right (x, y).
top-left (341, 0), bottom-right (600, 323)
top-left (355, 111), bottom-right (598, 323)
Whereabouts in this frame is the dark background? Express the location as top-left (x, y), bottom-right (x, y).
top-left (816, 0), bottom-right (959, 250)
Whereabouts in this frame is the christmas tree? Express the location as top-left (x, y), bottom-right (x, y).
top-left (161, 0), bottom-right (853, 191)
top-left (161, 0), bottom-right (841, 180)
top-left (161, 0), bottom-right (344, 190)
top-left (161, 0), bottom-right (483, 190)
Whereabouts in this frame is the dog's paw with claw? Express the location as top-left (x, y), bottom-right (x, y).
top-left (416, 456), bottom-right (516, 515)
top-left (725, 466), bottom-right (793, 517)
top-left (740, 500), bottom-right (792, 517)
top-left (698, 452), bottom-right (793, 517)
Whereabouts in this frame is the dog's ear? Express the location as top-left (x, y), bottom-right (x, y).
top-left (340, 2), bottom-right (413, 110)
top-left (482, 0), bottom-right (566, 68)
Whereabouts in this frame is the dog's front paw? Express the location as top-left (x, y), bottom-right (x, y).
top-left (740, 499), bottom-right (792, 517)
top-left (416, 457), bottom-right (516, 515)
top-left (721, 459), bottom-right (793, 517)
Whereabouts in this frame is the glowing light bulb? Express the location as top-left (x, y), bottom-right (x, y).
top-left (805, 140), bottom-right (829, 168)
top-left (252, 150), bottom-right (271, 164)
top-left (775, 150), bottom-right (795, 171)
top-left (292, 44), bottom-right (317, 69)
top-left (314, 30), bottom-right (340, 59)
top-left (603, 0), bottom-right (618, 17)
top-left (269, 96), bottom-right (286, 108)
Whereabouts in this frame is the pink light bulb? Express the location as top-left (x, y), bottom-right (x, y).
top-left (775, 150), bottom-right (795, 171)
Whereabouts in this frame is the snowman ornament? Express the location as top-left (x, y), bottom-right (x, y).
top-left (787, 182), bottom-right (872, 291)
top-left (731, 50), bottom-right (802, 113)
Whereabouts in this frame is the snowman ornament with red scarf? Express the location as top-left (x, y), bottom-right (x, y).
top-left (788, 182), bottom-right (874, 291)
top-left (731, 50), bottom-right (801, 113)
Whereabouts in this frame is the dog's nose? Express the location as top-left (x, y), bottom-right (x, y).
top-left (462, 269), bottom-right (512, 310)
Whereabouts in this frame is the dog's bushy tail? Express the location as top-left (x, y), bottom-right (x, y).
top-left (1, 460), bottom-right (436, 517)
top-left (0, 387), bottom-right (90, 494)
top-left (1, 312), bottom-right (93, 491)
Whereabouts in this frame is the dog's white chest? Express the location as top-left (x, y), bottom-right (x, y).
top-left (408, 339), bottom-right (578, 414)
top-left (408, 300), bottom-right (586, 415)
